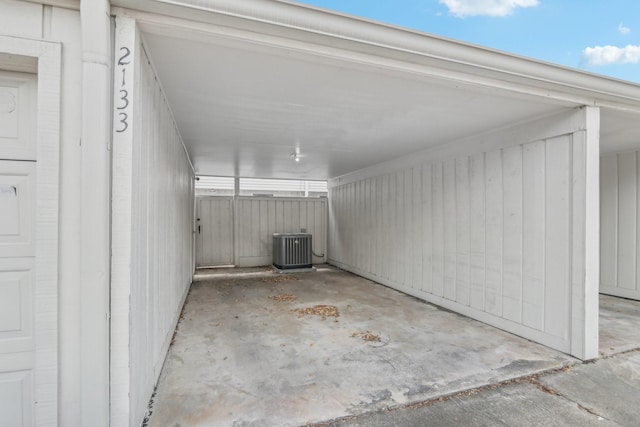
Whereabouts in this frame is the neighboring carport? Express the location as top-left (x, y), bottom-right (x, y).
top-left (107, 1), bottom-right (640, 425)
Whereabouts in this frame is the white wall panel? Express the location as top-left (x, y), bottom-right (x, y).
top-left (422, 164), bottom-right (433, 295)
top-left (601, 150), bottom-right (640, 300)
top-left (502, 146), bottom-right (522, 323)
top-left (484, 149), bottom-right (503, 317)
top-left (329, 108), bottom-right (599, 359)
top-left (544, 135), bottom-right (571, 340)
top-left (432, 163), bottom-right (445, 297)
top-left (468, 153), bottom-right (485, 310)
top-left (455, 157), bottom-right (470, 306)
top-left (600, 155), bottom-right (618, 290)
top-left (412, 168), bottom-right (423, 290)
top-left (443, 159), bottom-right (456, 301)
top-left (617, 154), bottom-right (636, 290)
top-left (111, 25), bottom-right (195, 427)
top-left (522, 141), bottom-right (546, 330)
top-left (129, 46), bottom-right (195, 427)
top-left (0, 0), bottom-right (43, 39)
top-left (544, 136), bottom-right (572, 339)
top-left (235, 197), bottom-right (327, 267)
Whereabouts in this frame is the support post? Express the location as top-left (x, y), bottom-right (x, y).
top-left (110, 15), bottom-right (138, 426)
top-left (80, 0), bottom-right (112, 424)
top-left (571, 105), bottom-right (600, 360)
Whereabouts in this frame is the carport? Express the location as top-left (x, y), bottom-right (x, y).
top-left (106, 1), bottom-right (640, 426)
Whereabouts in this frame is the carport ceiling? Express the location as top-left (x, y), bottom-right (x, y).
top-left (142, 31), bottom-right (591, 181)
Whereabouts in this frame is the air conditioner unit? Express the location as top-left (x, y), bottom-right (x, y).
top-left (273, 233), bottom-right (312, 269)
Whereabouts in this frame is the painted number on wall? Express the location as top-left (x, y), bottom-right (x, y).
top-left (116, 47), bottom-right (130, 133)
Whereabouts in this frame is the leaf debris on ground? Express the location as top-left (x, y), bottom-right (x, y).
top-left (352, 330), bottom-right (381, 342)
top-left (261, 275), bottom-right (299, 283)
top-left (292, 304), bottom-right (339, 319)
top-left (270, 293), bottom-right (297, 302)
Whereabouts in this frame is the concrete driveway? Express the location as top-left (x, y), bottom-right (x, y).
top-left (146, 266), bottom-right (579, 426)
top-left (325, 350), bottom-right (640, 426)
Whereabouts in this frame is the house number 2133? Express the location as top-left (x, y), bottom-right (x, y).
top-left (116, 46), bottom-right (131, 133)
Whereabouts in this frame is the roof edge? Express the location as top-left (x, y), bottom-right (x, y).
top-left (113, 0), bottom-right (640, 107)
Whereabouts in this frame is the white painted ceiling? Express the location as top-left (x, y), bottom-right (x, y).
top-left (142, 29), bottom-right (639, 180)
top-left (601, 109), bottom-right (640, 154)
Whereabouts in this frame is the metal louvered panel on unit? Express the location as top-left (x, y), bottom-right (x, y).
top-left (272, 233), bottom-right (313, 269)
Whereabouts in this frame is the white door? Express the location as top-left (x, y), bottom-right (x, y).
top-left (0, 71), bottom-right (37, 426)
top-left (196, 197), bottom-right (234, 267)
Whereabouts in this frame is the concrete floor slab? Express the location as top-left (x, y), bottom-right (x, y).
top-left (599, 295), bottom-right (640, 357)
top-left (325, 380), bottom-right (614, 427)
top-left (147, 266), bottom-right (575, 427)
top-left (538, 351), bottom-right (640, 427)
top-left (324, 351), bottom-right (640, 427)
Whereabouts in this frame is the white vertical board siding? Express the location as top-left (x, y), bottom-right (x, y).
top-left (130, 44), bottom-right (194, 427)
top-left (468, 153), bottom-right (485, 310)
top-left (196, 197), bottom-right (234, 267)
top-left (600, 150), bottom-right (640, 300)
top-left (235, 197), bottom-right (327, 267)
top-left (111, 22), bottom-right (195, 427)
top-left (329, 109), bottom-right (599, 359)
top-left (522, 142), bottom-right (546, 330)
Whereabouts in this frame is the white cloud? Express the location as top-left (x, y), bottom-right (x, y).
top-left (439, 0), bottom-right (539, 18)
top-left (582, 45), bottom-right (640, 66)
top-left (618, 23), bottom-right (631, 35)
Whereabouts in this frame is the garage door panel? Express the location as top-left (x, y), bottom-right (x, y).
top-left (0, 258), bottom-right (34, 354)
top-left (0, 161), bottom-right (35, 258)
top-left (0, 72), bottom-right (36, 161)
top-left (0, 366), bottom-right (33, 427)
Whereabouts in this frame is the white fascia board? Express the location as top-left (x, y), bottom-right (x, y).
top-left (111, 0), bottom-right (640, 110)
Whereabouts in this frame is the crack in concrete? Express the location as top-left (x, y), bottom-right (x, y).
top-left (377, 355), bottom-right (396, 371)
top-left (529, 378), bottom-right (611, 423)
top-left (305, 363), bottom-right (577, 427)
top-left (308, 348), bottom-right (640, 426)
top-left (528, 379), bottom-right (561, 396)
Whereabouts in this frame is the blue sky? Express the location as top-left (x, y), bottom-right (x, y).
top-left (292, 0), bottom-right (640, 84)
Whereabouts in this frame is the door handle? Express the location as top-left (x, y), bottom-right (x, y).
top-left (198, 225), bottom-right (201, 234)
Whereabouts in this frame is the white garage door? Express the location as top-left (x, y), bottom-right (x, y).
top-left (0, 71), bottom-right (37, 426)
